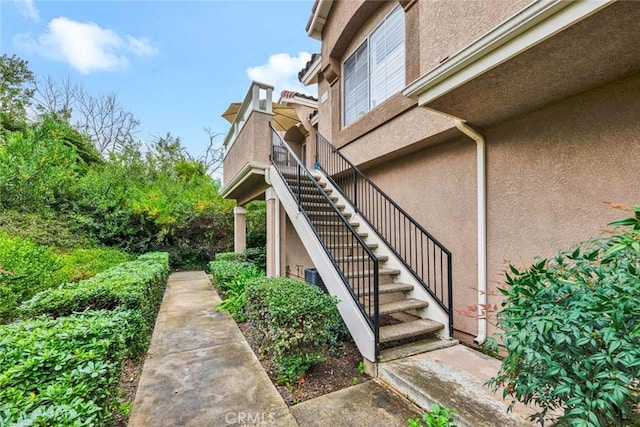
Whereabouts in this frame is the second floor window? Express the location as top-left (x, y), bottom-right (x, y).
top-left (343, 5), bottom-right (405, 126)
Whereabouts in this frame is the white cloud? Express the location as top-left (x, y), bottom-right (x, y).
top-left (247, 52), bottom-right (317, 99)
top-left (15, 17), bottom-right (157, 74)
top-left (14, 0), bottom-right (40, 22)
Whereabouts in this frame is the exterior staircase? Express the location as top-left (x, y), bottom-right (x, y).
top-left (271, 127), bottom-right (455, 362)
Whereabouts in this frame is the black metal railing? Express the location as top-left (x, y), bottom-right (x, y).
top-left (270, 125), bottom-right (381, 357)
top-left (316, 133), bottom-right (453, 334)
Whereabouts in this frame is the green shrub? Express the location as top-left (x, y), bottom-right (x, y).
top-left (0, 309), bottom-right (137, 426)
top-left (215, 252), bottom-right (246, 262)
top-left (487, 206), bottom-right (640, 426)
top-left (56, 247), bottom-right (131, 283)
top-left (20, 252), bottom-right (169, 356)
top-left (215, 265), bottom-right (263, 322)
top-left (0, 233), bottom-right (68, 323)
top-left (0, 209), bottom-right (94, 249)
top-left (245, 277), bottom-right (348, 384)
top-left (208, 259), bottom-right (253, 292)
top-left (243, 247), bottom-right (266, 272)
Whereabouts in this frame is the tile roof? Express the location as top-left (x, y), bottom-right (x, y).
top-left (298, 53), bottom-right (321, 82)
top-left (279, 90), bottom-right (318, 102)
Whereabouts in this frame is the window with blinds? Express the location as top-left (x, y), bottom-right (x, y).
top-left (343, 6), bottom-right (405, 126)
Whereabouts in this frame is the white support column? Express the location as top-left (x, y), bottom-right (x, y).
top-left (265, 188), bottom-right (279, 277)
top-left (233, 206), bottom-right (247, 253)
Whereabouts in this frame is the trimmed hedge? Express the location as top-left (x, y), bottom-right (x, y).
top-left (20, 252), bottom-right (169, 356)
top-left (214, 252), bottom-right (246, 262)
top-left (245, 277), bottom-right (348, 384)
top-left (0, 233), bottom-right (67, 323)
top-left (208, 259), bottom-right (253, 293)
top-left (0, 252), bottom-right (169, 425)
top-left (0, 309), bottom-right (139, 426)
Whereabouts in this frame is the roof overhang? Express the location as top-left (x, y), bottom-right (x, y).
top-left (404, 0), bottom-right (640, 127)
top-left (307, 0), bottom-right (333, 40)
top-left (221, 161), bottom-right (270, 205)
top-left (299, 54), bottom-right (322, 86)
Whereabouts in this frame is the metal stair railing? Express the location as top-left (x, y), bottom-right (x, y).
top-left (315, 132), bottom-right (453, 334)
top-left (270, 125), bottom-right (381, 358)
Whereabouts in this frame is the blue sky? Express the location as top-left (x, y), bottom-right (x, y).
top-left (1, 0), bottom-right (319, 157)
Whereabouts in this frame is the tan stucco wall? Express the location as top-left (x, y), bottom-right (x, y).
top-left (482, 71), bottom-right (640, 337)
top-left (282, 213), bottom-right (314, 281)
top-left (363, 138), bottom-right (478, 336)
top-left (222, 111), bottom-right (272, 186)
top-left (417, 0), bottom-right (533, 74)
top-left (359, 71), bottom-right (640, 340)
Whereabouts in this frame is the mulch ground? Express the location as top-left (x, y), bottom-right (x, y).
top-left (238, 320), bottom-right (370, 406)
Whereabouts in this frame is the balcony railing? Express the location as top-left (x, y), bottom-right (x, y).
top-left (223, 81), bottom-right (274, 156)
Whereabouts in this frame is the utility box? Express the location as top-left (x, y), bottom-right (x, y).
top-left (304, 268), bottom-right (327, 292)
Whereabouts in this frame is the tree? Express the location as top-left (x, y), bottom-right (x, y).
top-left (75, 89), bottom-right (140, 155)
top-left (199, 127), bottom-right (225, 175)
top-left (0, 54), bottom-right (35, 125)
top-left (33, 76), bottom-right (77, 122)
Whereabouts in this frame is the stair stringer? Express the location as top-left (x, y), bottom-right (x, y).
top-left (314, 169), bottom-right (452, 339)
top-left (268, 166), bottom-right (377, 361)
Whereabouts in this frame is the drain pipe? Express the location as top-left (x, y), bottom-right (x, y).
top-left (454, 120), bottom-right (487, 345)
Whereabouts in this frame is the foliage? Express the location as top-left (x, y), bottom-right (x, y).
top-left (488, 206), bottom-right (640, 426)
top-left (0, 56), bottom-right (234, 270)
top-left (0, 209), bottom-right (94, 249)
top-left (20, 252), bottom-right (169, 356)
top-left (215, 252), bottom-right (247, 262)
top-left (215, 265), bottom-right (264, 322)
top-left (408, 403), bottom-right (457, 427)
top-left (0, 233), bottom-right (68, 324)
top-left (245, 277), bottom-right (348, 384)
top-left (0, 309), bottom-right (138, 426)
top-left (208, 260), bottom-right (254, 292)
top-left (0, 54), bottom-right (35, 124)
top-left (244, 247), bottom-right (267, 272)
top-left (245, 200), bottom-right (267, 249)
top-left (56, 247), bottom-right (132, 283)
top-left (0, 119), bottom-right (84, 212)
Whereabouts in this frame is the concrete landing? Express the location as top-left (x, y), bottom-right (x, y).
top-left (289, 380), bottom-right (421, 427)
top-left (128, 271), bottom-right (297, 427)
top-left (378, 345), bottom-right (537, 427)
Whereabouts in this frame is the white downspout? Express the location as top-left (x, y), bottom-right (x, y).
top-left (454, 120), bottom-right (487, 345)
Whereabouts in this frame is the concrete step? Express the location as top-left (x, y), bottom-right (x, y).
top-left (379, 298), bottom-right (428, 316)
top-left (307, 211), bottom-right (352, 219)
top-left (327, 242), bottom-right (378, 250)
top-left (285, 179), bottom-right (329, 191)
top-left (379, 319), bottom-right (443, 343)
top-left (361, 282), bottom-right (413, 296)
top-left (334, 254), bottom-right (388, 263)
top-left (301, 202), bottom-right (346, 211)
top-left (379, 336), bottom-right (459, 362)
top-left (377, 345), bottom-right (537, 426)
top-left (346, 268), bottom-right (400, 280)
top-left (299, 194), bottom-right (339, 203)
top-left (314, 220), bottom-right (359, 228)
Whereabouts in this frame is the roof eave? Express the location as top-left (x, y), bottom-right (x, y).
top-left (403, 0), bottom-right (612, 109)
top-left (307, 0), bottom-right (333, 40)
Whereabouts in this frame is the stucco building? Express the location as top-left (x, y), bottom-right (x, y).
top-left (221, 0), bottom-right (640, 363)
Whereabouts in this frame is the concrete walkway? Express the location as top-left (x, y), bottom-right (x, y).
top-left (128, 271), bottom-right (420, 427)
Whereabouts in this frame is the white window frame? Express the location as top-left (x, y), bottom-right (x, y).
top-left (342, 5), bottom-right (405, 127)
